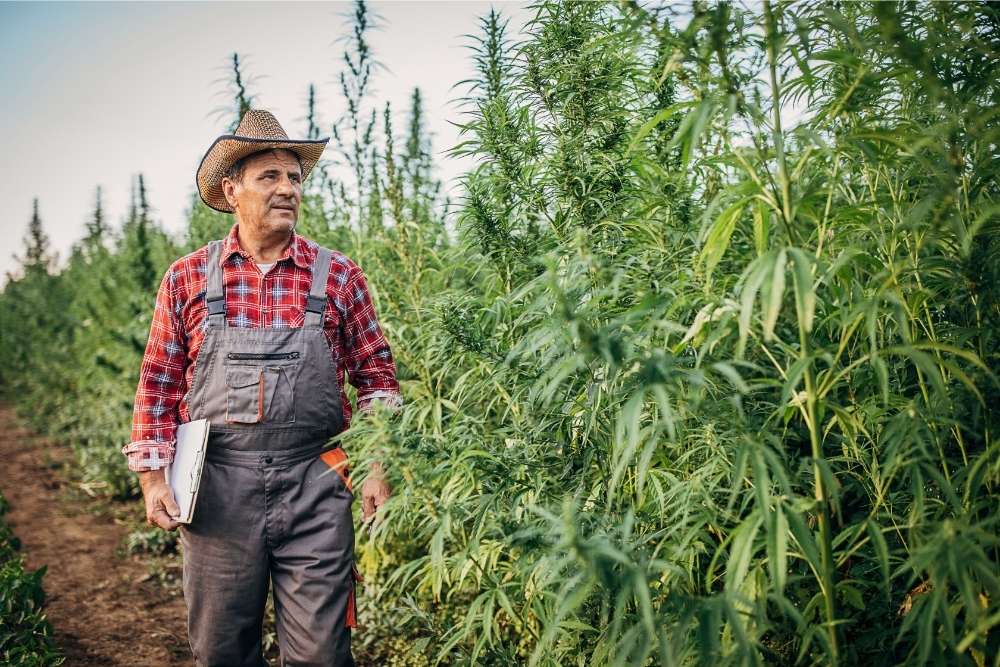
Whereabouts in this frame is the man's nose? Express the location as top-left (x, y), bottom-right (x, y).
top-left (276, 174), bottom-right (298, 198)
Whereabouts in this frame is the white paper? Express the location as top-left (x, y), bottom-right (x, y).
top-left (163, 419), bottom-right (210, 524)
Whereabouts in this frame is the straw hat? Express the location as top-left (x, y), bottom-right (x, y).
top-left (196, 109), bottom-right (329, 213)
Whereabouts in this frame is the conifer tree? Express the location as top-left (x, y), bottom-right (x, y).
top-left (134, 174), bottom-right (157, 292)
top-left (84, 185), bottom-right (107, 250)
top-left (15, 198), bottom-right (54, 276)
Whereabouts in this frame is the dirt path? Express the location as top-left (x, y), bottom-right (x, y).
top-left (0, 405), bottom-right (191, 666)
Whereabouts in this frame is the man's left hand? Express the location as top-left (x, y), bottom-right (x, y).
top-left (361, 461), bottom-right (391, 529)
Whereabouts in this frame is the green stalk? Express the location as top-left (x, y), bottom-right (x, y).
top-left (764, 0), bottom-right (795, 246)
top-left (803, 360), bottom-right (839, 662)
top-left (764, 0), bottom-right (838, 659)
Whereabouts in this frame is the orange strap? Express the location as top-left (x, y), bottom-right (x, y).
top-left (318, 447), bottom-right (362, 628)
top-left (319, 447), bottom-right (352, 492)
top-left (346, 565), bottom-right (364, 628)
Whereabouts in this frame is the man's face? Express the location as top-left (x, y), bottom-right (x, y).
top-left (221, 149), bottom-right (303, 236)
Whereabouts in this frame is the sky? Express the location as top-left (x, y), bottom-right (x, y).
top-left (0, 1), bottom-right (535, 284)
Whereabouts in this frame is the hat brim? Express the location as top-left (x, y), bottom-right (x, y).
top-left (196, 136), bottom-right (329, 213)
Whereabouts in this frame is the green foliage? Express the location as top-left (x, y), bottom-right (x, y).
top-left (125, 526), bottom-right (178, 557)
top-left (0, 1), bottom-right (997, 665)
top-left (0, 491), bottom-right (64, 666)
top-left (1, 176), bottom-right (182, 500)
top-left (343, 1), bottom-right (1000, 664)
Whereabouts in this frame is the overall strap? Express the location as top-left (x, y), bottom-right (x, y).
top-left (204, 239), bottom-right (227, 327)
top-left (304, 246), bottom-right (332, 328)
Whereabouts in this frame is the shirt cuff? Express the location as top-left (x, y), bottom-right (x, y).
top-left (121, 439), bottom-right (175, 472)
top-left (357, 391), bottom-right (403, 414)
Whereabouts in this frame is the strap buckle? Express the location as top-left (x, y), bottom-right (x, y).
top-left (206, 294), bottom-right (226, 316)
top-left (305, 294), bottom-right (327, 314)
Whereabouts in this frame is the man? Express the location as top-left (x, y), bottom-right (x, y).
top-left (121, 109), bottom-right (402, 667)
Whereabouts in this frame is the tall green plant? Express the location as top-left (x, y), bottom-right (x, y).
top-left (342, 1), bottom-right (999, 664)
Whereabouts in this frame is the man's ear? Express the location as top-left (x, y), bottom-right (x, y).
top-left (221, 177), bottom-right (239, 210)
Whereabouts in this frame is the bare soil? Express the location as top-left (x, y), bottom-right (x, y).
top-left (0, 405), bottom-right (191, 666)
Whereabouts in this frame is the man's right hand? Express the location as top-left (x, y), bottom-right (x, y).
top-left (138, 469), bottom-right (182, 531)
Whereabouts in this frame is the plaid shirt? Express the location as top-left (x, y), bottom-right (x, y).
top-left (121, 222), bottom-right (402, 472)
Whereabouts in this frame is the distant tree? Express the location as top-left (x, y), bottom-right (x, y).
top-left (13, 198), bottom-right (54, 276)
top-left (84, 186), bottom-right (107, 248)
top-left (401, 87), bottom-right (448, 245)
top-left (211, 51), bottom-right (260, 133)
top-left (128, 174), bottom-right (158, 292)
top-left (335, 0), bottom-right (384, 231)
top-left (303, 83), bottom-right (333, 200)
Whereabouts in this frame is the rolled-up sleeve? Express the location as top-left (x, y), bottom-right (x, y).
top-left (121, 266), bottom-right (186, 472)
top-left (341, 262), bottom-right (403, 414)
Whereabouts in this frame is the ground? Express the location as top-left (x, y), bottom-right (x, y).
top-left (0, 405), bottom-right (191, 666)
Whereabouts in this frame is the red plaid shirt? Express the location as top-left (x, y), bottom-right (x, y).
top-left (121, 222), bottom-right (402, 472)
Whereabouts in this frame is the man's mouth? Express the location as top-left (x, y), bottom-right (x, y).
top-left (273, 205), bottom-right (295, 211)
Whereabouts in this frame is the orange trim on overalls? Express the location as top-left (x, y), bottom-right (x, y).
top-left (319, 447), bottom-right (361, 628)
top-left (346, 565), bottom-right (364, 628)
top-left (319, 447), bottom-right (352, 491)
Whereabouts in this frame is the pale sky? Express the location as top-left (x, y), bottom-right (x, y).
top-left (1, 1), bottom-right (535, 283)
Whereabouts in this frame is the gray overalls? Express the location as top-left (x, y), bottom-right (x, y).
top-left (178, 239), bottom-right (358, 667)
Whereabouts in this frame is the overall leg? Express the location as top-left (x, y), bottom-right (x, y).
top-left (269, 454), bottom-right (356, 667)
top-left (180, 459), bottom-right (270, 667)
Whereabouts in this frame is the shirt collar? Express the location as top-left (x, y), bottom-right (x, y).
top-left (219, 221), bottom-right (313, 270)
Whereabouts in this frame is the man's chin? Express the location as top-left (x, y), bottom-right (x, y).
top-left (266, 215), bottom-right (297, 233)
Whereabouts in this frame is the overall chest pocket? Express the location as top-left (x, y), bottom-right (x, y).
top-left (224, 355), bottom-right (301, 424)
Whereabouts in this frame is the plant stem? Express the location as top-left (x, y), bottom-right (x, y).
top-left (763, 0), bottom-right (796, 247)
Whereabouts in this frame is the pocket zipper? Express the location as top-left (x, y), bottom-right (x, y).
top-left (227, 351), bottom-right (300, 361)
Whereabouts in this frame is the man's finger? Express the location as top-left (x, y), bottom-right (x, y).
top-left (153, 510), bottom-right (176, 529)
top-left (152, 508), bottom-right (180, 531)
top-left (162, 493), bottom-right (181, 519)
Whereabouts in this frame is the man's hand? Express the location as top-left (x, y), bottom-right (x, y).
top-left (357, 397), bottom-right (401, 533)
top-left (361, 461), bottom-right (391, 531)
top-left (139, 469), bottom-right (182, 531)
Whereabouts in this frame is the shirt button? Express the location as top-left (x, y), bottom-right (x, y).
top-left (264, 456), bottom-right (273, 464)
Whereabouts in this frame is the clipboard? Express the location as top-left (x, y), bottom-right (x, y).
top-left (163, 419), bottom-right (210, 524)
